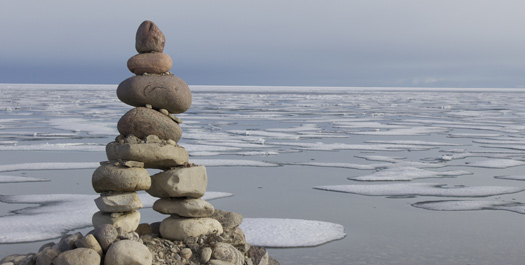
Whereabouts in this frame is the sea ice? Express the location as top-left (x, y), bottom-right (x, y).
top-left (0, 143), bottom-right (104, 152)
top-left (465, 159), bottom-right (525, 168)
top-left (494, 175), bottom-right (525, 181)
top-left (240, 218), bottom-right (346, 247)
top-left (314, 183), bottom-right (525, 198)
top-left (412, 200), bottom-right (525, 214)
top-left (0, 175), bottom-right (50, 183)
top-left (348, 167), bottom-right (471, 181)
top-left (0, 162), bottom-right (100, 172)
top-left (191, 159), bottom-right (277, 167)
top-left (48, 118), bottom-right (117, 135)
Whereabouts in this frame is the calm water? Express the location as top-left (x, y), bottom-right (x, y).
top-left (1, 84), bottom-right (525, 264)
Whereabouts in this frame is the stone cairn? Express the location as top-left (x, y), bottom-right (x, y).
top-left (0, 21), bottom-right (279, 265)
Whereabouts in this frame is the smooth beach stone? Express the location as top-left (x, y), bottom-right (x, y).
top-left (211, 242), bottom-right (245, 265)
top-left (209, 209), bottom-right (244, 231)
top-left (127, 53), bottom-right (172, 75)
top-left (106, 142), bottom-right (189, 169)
top-left (160, 216), bottom-right (223, 241)
top-left (92, 210), bottom-right (141, 232)
top-left (74, 234), bottom-right (103, 257)
top-left (117, 107), bottom-right (182, 142)
top-left (92, 224), bottom-right (118, 251)
top-left (208, 260), bottom-right (235, 265)
top-left (95, 191), bottom-right (143, 212)
top-left (147, 166), bottom-right (207, 198)
top-left (117, 75), bottom-right (192, 114)
top-left (105, 240), bottom-right (152, 265)
top-left (247, 246), bottom-right (269, 265)
top-left (200, 247), bottom-right (212, 263)
top-left (35, 248), bottom-right (60, 265)
top-left (53, 248), bottom-right (100, 265)
top-left (53, 232), bottom-right (83, 252)
top-left (222, 227), bottom-right (246, 246)
top-left (92, 163), bottom-right (151, 193)
top-left (153, 197), bottom-right (215, 217)
top-left (136, 20), bottom-right (165, 53)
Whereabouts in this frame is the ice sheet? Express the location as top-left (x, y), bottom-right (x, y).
top-left (314, 183), bottom-right (525, 198)
top-left (48, 118), bottom-right (117, 135)
top-left (465, 159), bottom-right (525, 168)
top-left (0, 143), bottom-right (104, 151)
top-left (240, 218), bottom-right (346, 247)
top-left (412, 200), bottom-right (525, 214)
top-left (191, 159), bottom-right (277, 167)
top-left (0, 162), bottom-right (99, 172)
top-left (0, 175), bottom-right (50, 183)
top-left (348, 167), bottom-right (472, 181)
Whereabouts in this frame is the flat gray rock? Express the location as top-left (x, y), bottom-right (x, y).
top-left (160, 216), bottom-right (223, 241)
top-left (95, 192), bottom-right (143, 212)
top-left (92, 164), bottom-right (151, 193)
top-left (105, 240), bottom-right (152, 265)
top-left (153, 197), bottom-right (214, 217)
top-left (106, 142), bottom-right (189, 169)
top-left (92, 210), bottom-right (141, 232)
top-left (127, 52), bottom-right (172, 75)
top-left (147, 166), bottom-right (207, 198)
top-left (117, 75), bottom-right (192, 114)
top-left (117, 107), bottom-right (182, 142)
top-left (92, 224), bottom-right (118, 251)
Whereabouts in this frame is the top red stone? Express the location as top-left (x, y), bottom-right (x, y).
top-left (135, 20), bottom-right (166, 53)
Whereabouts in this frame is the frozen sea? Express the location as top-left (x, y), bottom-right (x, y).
top-left (1, 84), bottom-right (525, 264)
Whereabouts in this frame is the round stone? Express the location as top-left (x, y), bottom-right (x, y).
top-left (136, 20), bottom-right (165, 53)
top-left (53, 248), bottom-right (101, 265)
top-left (153, 197), bottom-right (214, 217)
top-left (127, 53), bottom-right (172, 75)
top-left (92, 163), bottom-right (151, 193)
top-left (105, 240), bottom-right (153, 265)
top-left (117, 75), bottom-right (192, 114)
top-left (147, 166), bottom-right (207, 198)
top-left (95, 192), bottom-right (143, 212)
top-left (117, 107), bottom-right (182, 142)
top-left (106, 142), bottom-right (189, 169)
top-left (160, 216), bottom-right (223, 241)
top-left (92, 211), bottom-right (141, 232)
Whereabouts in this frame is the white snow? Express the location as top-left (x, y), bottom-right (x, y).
top-left (348, 167), bottom-right (471, 181)
top-left (0, 143), bottom-right (104, 152)
top-left (412, 200), bottom-right (525, 214)
top-left (465, 159), bottom-right (525, 168)
top-left (240, 218), bottom-right (346, 247)
top-left (0, 175), bottom-right (50, 183)
top-left (314, 183), bottom-right (525, 197)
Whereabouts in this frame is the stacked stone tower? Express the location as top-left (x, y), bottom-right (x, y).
top-left (91, 20), bottom-right (222, 240)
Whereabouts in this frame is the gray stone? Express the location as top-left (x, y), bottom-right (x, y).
top-left (95, 192), bottom-right (143, 212)
top-left (144, 135), bottom-right (161, 144)
top-left (153, 197), bottom-right (214, 217)
top-left (38, 242), bottom-right (55, 253)
top-left (74, 234), bottom-right (102, 257)
top-left (211, 243), bottom-right (244, 265)
top-left (208, 260), bottom-right (235, 265)
top-left (106, 142), bottom-right (189, 169)
top-left (104, 240), bottom-right (152, 265)
top-left (268, 256), bottom-right (281, 265)
top-left (159, 216), bottom-right (223, 241)
top-left (127, 53), bottom-right (172, 75)
top-left (135, 20), bottom-right (165, 53)
top-left (18, 255), bottom-right (35, 265)
top-left (117, 107), bottom-right (182, 142)
top-left (92, 210), bottom-right (141, 232)
top-left (35, 249), bottom-right (60, 265)
top-left (199, 247), bottom-right (212, 263)
top-left (116, 75), bottom-right (192, 114)
top-left (210, 209), bottom-right (244, 231)
top-left (122, 160), bottom-right (145, 168)
top-left (147, 166), bottom-right (207, 198)
top-left (179, 248), bottom-right (192, 260)
top-left (223, 227), bottom-right (246, 246)
top-left (92, 164), bottom-right (150, 193)
top-left (247, 246), bottom-right (269, 265)
top-left (53, 232), bottom-right (83, 252)
top-left (53, 248), bottom-right (100, 265)
top-left (92, 224), bottom-right (118, 251)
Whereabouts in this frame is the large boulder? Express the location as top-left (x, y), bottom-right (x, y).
top-left (147, 166), bottom-right (207, 198)
top-left (135, 20), bottom-right (165, 53)
top-left (92, 163), bottom-right (151, 193)
top-left (95, 191), bottom-right (143, 212)
top-left (117, 107), bottom-right (182, 142)
top-left (92, 210), bottom-right (141, 232)
top-left (127, 53), bottom-right (172, 75)
top-left (116, 75), bottom-right (192, 114)
top-left (106, 142), bottom-right (189, 169)
top-left (153, 197), bottom-right (214, 217)
top-left (105, 240), bottom-right (152, 265)
top-left (53, 248), bottom-right (100, 265)
top-left (160, 216), bottom-right (223, 241)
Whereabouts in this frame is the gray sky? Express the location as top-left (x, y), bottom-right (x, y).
top-left (1, 0), bottom-right (524, 87)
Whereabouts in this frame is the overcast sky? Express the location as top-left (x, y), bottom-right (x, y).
top-left (1, 1), bottom-right (524, 88)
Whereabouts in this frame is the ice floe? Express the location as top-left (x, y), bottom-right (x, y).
top-left (0, 162), bottom-right (100, 172)
top-left (314, 183), bottom-right (525, 198)
top-left (465, 159), bottom-right (525, 168)
top-left (191, 159), bottom-right (277, 167)
top-left (240, 218), bottom-right (346, 247)
top-left (0, 175), bottom-right (50, 183)
top-left (494, 175), bottom-right (525, 181)
top-left (0, 143), bottom-right (104, 152)
top-left (348, 167), bottom-right (471, 181)
top-left (412, 200), bottom-right (525, 214)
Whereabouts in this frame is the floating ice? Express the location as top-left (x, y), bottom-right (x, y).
top-left (465, 159), bottom-right (525, 168)
top-left (494, 175), bottom-right (525, 181)
top-left (412, 200), bottom-right (525, 214)
top-left (191, 159), bottom-right (277, 167)
top-left (48, 118), bottom-right (117, 135)
top-left (348, 167), bottom-right (471, 181)
top-left (314, 183), bottom-right (525, 197)
top-left (0, 162), bottom-right (100, 172)
top-left (0, 175), bottom-right (50, 183)
top-left (0, 143), bottom-right (104, 152)
top-left (240, 218), bottom-right (346, 247)
top-left (350, 126), bottom-right (449, 136)
top-left (0, 192), bottom-right (233, 243)
top-left (228, 130), bottom-right (300, 140)
top-left (448, 133), bottom-right (501, 138)
top-left (364, 140), bottom-right (460, 146)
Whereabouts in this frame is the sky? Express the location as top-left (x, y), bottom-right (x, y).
top-left (1, 0), bottom-right (524, 88)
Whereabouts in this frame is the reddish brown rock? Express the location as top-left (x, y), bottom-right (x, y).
top-left (136, 20), bottom-right (165, 53)
top-left (127, 53), bottom-right (173, 75)
top-left (117, 75), bottom-right (192, 114)
top-left (117, 107), bottom-right (182, 142)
